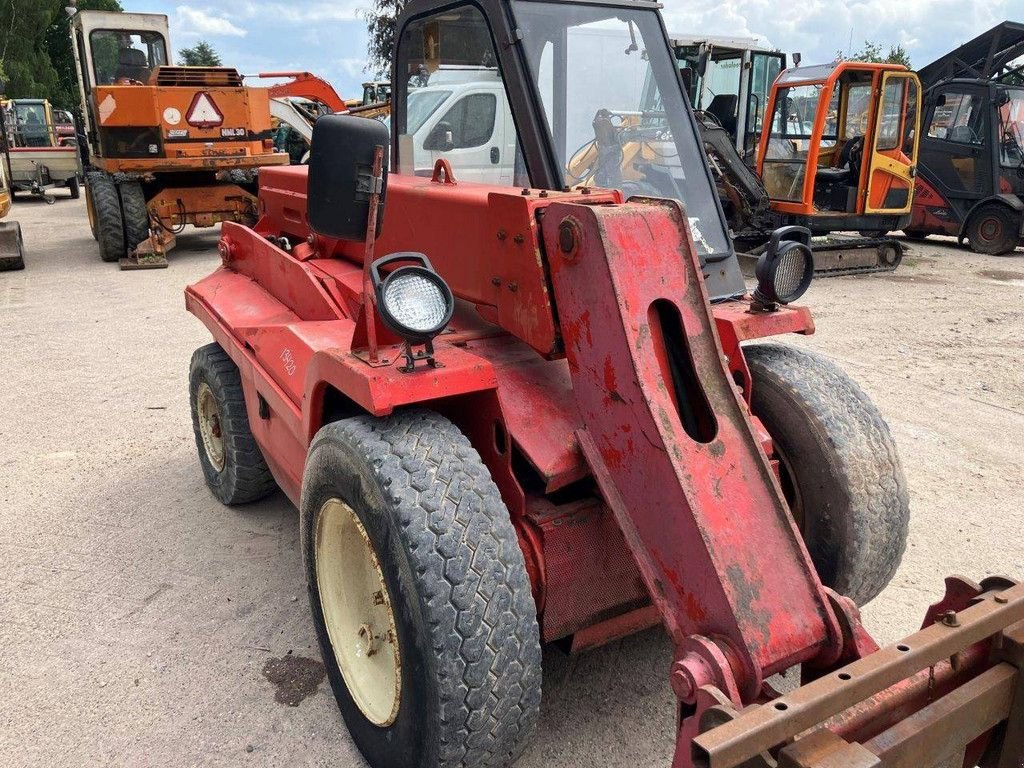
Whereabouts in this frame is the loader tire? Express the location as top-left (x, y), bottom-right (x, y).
top-left (85, 179), bottom-right (98, 240)
top-left (0, 221), bottom-right (25, 271)
top-left (301, 410), bottom-right (542, 768)
top-left (189, 343), bottom-right (277, 505)
top-left (86, 172), bottom-right (125, 262)
top-left (67, 175), bottom-right (80, 200)
top-left (745, 343), bottom-right (909, 606)
top-left (119, 181), bottom-right (150, 252)
top-left (966, 204), bottom-right (1019, 255)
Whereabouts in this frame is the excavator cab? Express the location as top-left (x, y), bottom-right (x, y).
top-left (758, 62), bottom-right (922, 232)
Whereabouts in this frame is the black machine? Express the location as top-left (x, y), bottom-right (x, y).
top-left (906, 21), bottom-right (1024, 254)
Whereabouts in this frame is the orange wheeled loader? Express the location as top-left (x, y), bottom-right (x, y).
top-left (69, 6), bottom-right (287, 268)
top-left (184, 0), bottom-right (1024, 766)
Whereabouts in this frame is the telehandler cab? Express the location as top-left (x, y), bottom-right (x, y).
top-left (185, 0), bottom-right (1024, 766)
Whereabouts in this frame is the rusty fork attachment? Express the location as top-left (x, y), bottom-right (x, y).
top-left (694, 577), bottom-right (1024, 768)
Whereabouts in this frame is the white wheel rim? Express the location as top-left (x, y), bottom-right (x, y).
top-left (315, 498), bottom-right (401, 726)
top-left (196, 382), bottom-right (225, 472)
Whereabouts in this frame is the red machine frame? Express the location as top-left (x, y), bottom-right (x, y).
top-left (188, 162), bottom-right (1024, 767)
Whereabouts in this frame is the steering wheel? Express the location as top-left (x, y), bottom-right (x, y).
top-left (839, 135), bottom-right (864, 174)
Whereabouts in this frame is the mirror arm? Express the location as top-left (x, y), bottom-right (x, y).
top-left (361, 144), bottom-right (386, 362)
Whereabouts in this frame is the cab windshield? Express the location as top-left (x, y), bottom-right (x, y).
top-left (513, 1), bottom-right (733, 264)
top-left (90, 30), bottom-right (168, 85)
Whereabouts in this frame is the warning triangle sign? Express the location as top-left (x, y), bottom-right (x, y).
top-left (186, 92), bottom-right (224, 128)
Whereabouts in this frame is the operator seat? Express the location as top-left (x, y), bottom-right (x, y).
top-left (117, 48), bottom-right (151, 83)
top-left (706, 95), bottom-right (739, 138)
top-left (816, 135), bottom-right (863, 185)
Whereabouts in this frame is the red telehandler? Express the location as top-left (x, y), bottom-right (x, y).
top-left (185, 0), bottom-right (1024, 766)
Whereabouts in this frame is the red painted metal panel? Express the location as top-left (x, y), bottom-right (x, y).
top-left (255, 165), bottom-right (619, 357)
top-left (542, 197), bottom-right (839, 698)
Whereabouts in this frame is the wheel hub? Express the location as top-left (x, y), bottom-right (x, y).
top-left (980, 217), bottom-right (1002, 242)
top-left (196, 382), bottom-right (225, 472)
top-left (315, 498), bottom-right (401, 726)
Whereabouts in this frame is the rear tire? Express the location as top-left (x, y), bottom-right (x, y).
top-left (119, 181), bottom-right (150, 252)
top-left (67, 176), bottom-right (80, 200)
top-left (86, 172), bottom-right (125, 262)
top-left (189, 343), bottom-right (277, 505)
top-left (745, 343), bottom-right (909, 606)
top-left (301, 410), bottom-right (542, 768)
top-left (966, 204), bottom-right (1019, 255)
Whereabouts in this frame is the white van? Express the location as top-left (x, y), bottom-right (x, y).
top-left (398, 67), bottom-right (518, 185)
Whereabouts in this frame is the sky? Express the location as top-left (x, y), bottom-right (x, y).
top-left (129, 0), bottom-right (1024, 98)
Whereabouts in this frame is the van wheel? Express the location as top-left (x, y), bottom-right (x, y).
top-left (86, 172), bottom-right (124, 261)
top-left (189, 343), bottom-right (277, 505)
top-left (746, 344), bottom-right (909, 605)
top-left (301, 410), bottom-right (541, 768)
top-left (966, 204), bottom-right (1019, 255)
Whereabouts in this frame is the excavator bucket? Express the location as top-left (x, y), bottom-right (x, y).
top-left (0, 221), bottom-right (25, 271)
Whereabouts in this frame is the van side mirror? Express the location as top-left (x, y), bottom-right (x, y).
top-left (307, 114), bottom-right (389, 241)
top-left (424, 121), bottom-right (455, 151)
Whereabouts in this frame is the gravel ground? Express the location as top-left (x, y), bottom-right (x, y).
top-left (1, 194), bottom-right (1022, 768)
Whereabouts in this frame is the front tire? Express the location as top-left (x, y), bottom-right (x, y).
top-left (966, 204), bottom-right (1019, 255)
top-left (301, 410), bottom-right (542, 768)
top-left (86, 171), bottom-right (125, 262)
top-left (119, 181), bottom-right (150, 252)
top-left (746, 344), bottom-right (909, 606)
top-left (189, 343), bottom-right (277, 505)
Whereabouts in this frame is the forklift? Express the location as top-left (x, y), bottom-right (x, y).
top-left (905, 21), bottom-right (1024, 254)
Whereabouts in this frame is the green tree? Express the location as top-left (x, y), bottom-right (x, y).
top-left (0, 0), bottom-right (61, 98)
top-left (364, 0), bottom-right (406, 76)
top-left (45, 0), bottom-right (123, 111)
top-left (838, 40), bottom-right (912, 69)
top-left (178, 40), bottom-right (222, 67)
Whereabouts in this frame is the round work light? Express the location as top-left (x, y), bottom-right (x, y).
top-left (370, 253), bottom-right (454, 343)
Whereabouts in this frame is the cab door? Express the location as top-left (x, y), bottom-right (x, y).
top-left (865, 71), bottom-right (921, 214)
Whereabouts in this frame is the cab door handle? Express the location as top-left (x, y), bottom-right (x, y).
top-left (490, 146), bottom-right (500, 164)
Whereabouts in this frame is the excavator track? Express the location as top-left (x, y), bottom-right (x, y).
top-left (738, 236), bottom-right (903, 279)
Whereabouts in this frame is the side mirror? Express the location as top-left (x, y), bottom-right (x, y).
top-left (307, 114), bottom-right (389, 241)
top-left (935, 93), bottom-right (947, 108)
top-left (697, 47), bottom-right (710, 78)
top-left (792, 52), bottom-right (802, 68)
top-left (424, 121), bottom-right (454, 151)
top-left (996, 89), bottom-right (1011, 108)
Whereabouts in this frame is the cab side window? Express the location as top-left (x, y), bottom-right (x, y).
top-left (927, 91), bottom-right (985, 144)
top-left (396, 5), bottom-right (520, 185)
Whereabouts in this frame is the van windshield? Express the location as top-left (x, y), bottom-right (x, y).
top-left (407, 89), bottom-right (452, 135)
top-left (513, 1), bottom-right (733, 266)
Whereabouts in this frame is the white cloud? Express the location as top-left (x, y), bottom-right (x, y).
top-left (659, 0), bottom-right (1019, 68)
top-left (175, 5), bottom-right (248, 38)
